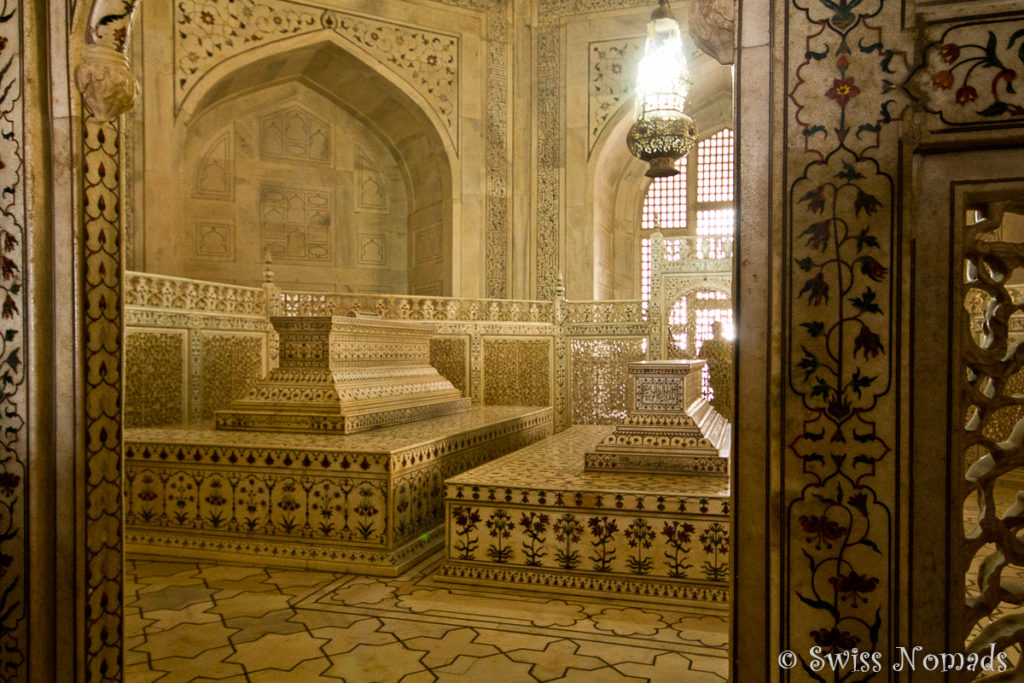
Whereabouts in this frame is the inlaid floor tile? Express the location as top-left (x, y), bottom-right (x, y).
top-left (225, 631), bottom-right (329, 672)
top-left (133, 561), bottom-right (203, 579)
top-left (329, 577), bottom-right (397, 605)
top-left (404, 626), bottom-right (499, 668)
top-left (135, 585), bottom-right (218, 613)
top-left (145, 601), bottom-right (220, 632)
top-left (590, 607), bottom-right (667, 636)
top-left (312, 617), bottom-right (395, 655)
top-left (246, 658), bottom-right (337, 682)
top-left (125, 557), bottom-right (730, 681)
top-left (195, 564), bottom-right (267, 583)
top-left (123, 662), bottom-right (166, 682)
top-left (325, 641), bottom-right (428, 682)
top-left (616, 651), bottom-right (727, 682)
top-left (471, 627), bottom-right (559, 653)
top-left (147, 646), bottom-right (245, 683)
top-left (433, 652), bottom-right (537, 680)
top-left (225, 607), bottom-right (308, 644)
top-left (209, 591), bottom-right (293, 619)
top-left (124, 635), bottom-right (149, 667)
top-left (552, 666), bottom-right (645, 682)
top-left (377, 617), bottom-right (457, 641)
top-left (208, 578), bottom-right (284, 600)
top-left (507, 638), bottom-right (606, 681)
top-left (288, 608), bottom-right (367, 631)
top-left (136, 621), bottom-right (239, 661)
top-left (572, 640), bottom-right (661, 665)
top-left (264, 569), bottom-right (346, 588)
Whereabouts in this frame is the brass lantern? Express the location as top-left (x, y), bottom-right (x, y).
top-left (626, 0), bottom-right (698, 178)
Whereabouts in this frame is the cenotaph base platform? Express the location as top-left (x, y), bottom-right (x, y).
top-left (125, 407), bottom-right (552, 575)
top-left (126, 314), bottom-right (552, 575)
top-left (437, 361), bottom-right (731, 608)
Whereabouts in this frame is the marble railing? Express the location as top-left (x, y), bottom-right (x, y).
top-left (279, 290), bottom-right (555, 324)
top-left (125, 271), bottom-right (267, 316)
top-left (122, 272), bottom-right (714, 429)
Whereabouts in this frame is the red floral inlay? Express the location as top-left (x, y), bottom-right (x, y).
top-left (826, 78), bottom-right (859, 107)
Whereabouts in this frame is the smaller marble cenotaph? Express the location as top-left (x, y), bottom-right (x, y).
top-left (584, 359), bottom-right (729, 475)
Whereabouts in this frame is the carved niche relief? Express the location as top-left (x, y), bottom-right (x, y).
top-left (193, 130), bottom-right (233, 199)
top-left (259, 184), bottom-right (334, 263)
top-left (356, 148), bottom-right (389, 213)
top-left (260, 106), bottom-right (330, 163)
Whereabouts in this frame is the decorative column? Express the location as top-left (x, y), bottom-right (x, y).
top-left (77, 0), bottom-right (141, 679)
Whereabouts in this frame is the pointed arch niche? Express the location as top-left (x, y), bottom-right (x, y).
top-left (132, 37), bottom-right (456, 296)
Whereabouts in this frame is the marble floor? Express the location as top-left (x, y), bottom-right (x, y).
top-left (125, 554), bottom-right (729, 682)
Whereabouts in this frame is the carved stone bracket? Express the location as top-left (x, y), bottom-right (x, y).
top-left (77, 42), bottom-right (139, 122)
top-left (688, 0), bottom-right (735, 66)
top-left (78, 0), bottom-right (141, 121)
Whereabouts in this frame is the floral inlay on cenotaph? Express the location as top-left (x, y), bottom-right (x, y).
top-left (215, 315), bottom-right (471, 433)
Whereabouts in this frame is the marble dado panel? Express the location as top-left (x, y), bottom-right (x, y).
top-left (125, 407), bottom-right (552, 574)
top-left (125, 329), bottom-right (189, 427)
top-left (482, 337), bottom-right (552, 407)
top-left (781, 0), bottom-right (913, 666)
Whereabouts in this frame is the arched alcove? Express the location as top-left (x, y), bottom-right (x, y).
top-left (138, 38), bottom-right (456, 295)
top-left (580, 48), bottom-right (734, 301)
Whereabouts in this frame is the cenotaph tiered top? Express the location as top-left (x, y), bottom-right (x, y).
top-left (216, 315), bottom-right (471, 433)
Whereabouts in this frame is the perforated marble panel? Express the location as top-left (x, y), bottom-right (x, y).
top-left (482, 338), bottom-right (551, 406)
top-left (198, 333), bottom-right (265, 418)
top-left (125, 329), bottom-right (187, 427)
top-left (569, 338), bottom-right (647, 425)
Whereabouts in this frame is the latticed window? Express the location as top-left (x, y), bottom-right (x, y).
top-left (640, 128), bottom-right (735, 304)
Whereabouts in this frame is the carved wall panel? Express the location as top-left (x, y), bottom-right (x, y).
top-left (413, 223), bottom-right (443, 265)
top-left (259, 106), bottom-right (330, 163)
top-left (570, 338), bottom-right (647, 424)
top-left (197, 332), bottom-right (266, 419)
top-left (430, 336), bottom-right (469, 396)
top-left (174, 2), bottom-right (458, 148)
top-left (259, 184), bottom-right (333, 263)
top-left (482, 338), bottom-right (552, 407)
top-left (124, 329), bottom-right (188, 427)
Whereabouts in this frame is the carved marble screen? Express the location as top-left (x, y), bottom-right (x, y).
top-left (959, 198), bottom-right (1024, 668)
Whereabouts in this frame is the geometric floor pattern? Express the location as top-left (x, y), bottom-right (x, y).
top-left (125, 554), bottom-right (729, 682)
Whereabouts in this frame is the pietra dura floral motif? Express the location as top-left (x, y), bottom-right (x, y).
top-left (0, 0), bottom-right (25, 676)
top-left (917, 18), bottom-right (1024, 127)
top-left (786, 0), bottom-right (910, 674)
